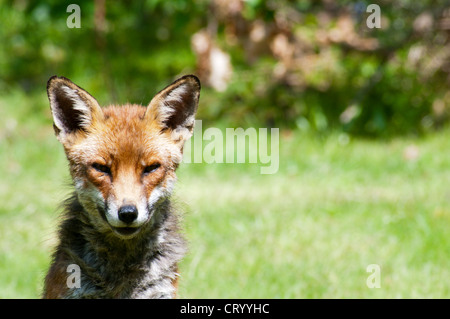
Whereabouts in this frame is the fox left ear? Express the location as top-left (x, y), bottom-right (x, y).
top-left (146, 75), bottom-right (201, 145)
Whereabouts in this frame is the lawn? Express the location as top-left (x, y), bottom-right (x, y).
top-left (0, 91), bottom-right (449, 298)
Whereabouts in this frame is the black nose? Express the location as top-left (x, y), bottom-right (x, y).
top-left (118, 205), bottom-right (138, 224)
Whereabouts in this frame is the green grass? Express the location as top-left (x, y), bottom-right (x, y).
top-left (176, 131), bottom-right (450, 298)
top-left (1, 90), bottom-right (449, 298)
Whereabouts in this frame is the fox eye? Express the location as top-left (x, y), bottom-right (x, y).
top-left (92, 163), bottom-right (111, 175)
top-left (143, 163), bottom-right (161, 175)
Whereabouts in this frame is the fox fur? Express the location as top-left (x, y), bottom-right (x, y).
top-left (42, 75), bottom-right (200, 298)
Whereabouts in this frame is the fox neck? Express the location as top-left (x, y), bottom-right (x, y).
top-left (58, 193), bottom-right (186, 298)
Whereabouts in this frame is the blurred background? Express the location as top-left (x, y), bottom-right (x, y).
top-left (0, 0), bottom-right (449, 298)
top-left (2, 0), bottom-right (450, 135)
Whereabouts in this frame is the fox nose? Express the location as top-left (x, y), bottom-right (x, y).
top-left (118, 205), bottom-right (138, 224)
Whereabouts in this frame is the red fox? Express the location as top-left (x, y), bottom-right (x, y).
top-left (43, 75), bottom-right (200, 298)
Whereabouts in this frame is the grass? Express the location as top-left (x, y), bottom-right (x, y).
top-left (176, 130), bottom-right (450, 298)
top-left (1, 90), bottom-right (449, 298)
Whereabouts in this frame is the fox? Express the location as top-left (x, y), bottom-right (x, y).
top-left (42, 74), bottom-right (200, 298)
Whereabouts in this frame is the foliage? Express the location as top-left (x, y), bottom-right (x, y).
top-left (1, 0), bottom-right (450, 136)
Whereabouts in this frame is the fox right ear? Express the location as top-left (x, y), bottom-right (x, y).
top-left (47, 76), bottom-right (103, 140)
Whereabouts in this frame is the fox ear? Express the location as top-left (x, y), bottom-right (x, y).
top-left (146, 75), bottom-right (200, 144)
top-left (47, 76), bottom-right (103, 140)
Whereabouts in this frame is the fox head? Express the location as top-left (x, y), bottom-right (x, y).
top-left (47, 75), bottom-right (200, 239)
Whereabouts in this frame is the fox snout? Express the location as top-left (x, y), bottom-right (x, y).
top-left (103, 190), bottom-right (158, 231)
top-left (107, 201), bottom-right (150, 239)
top-left (76, 180), bottom-right (165, 239)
